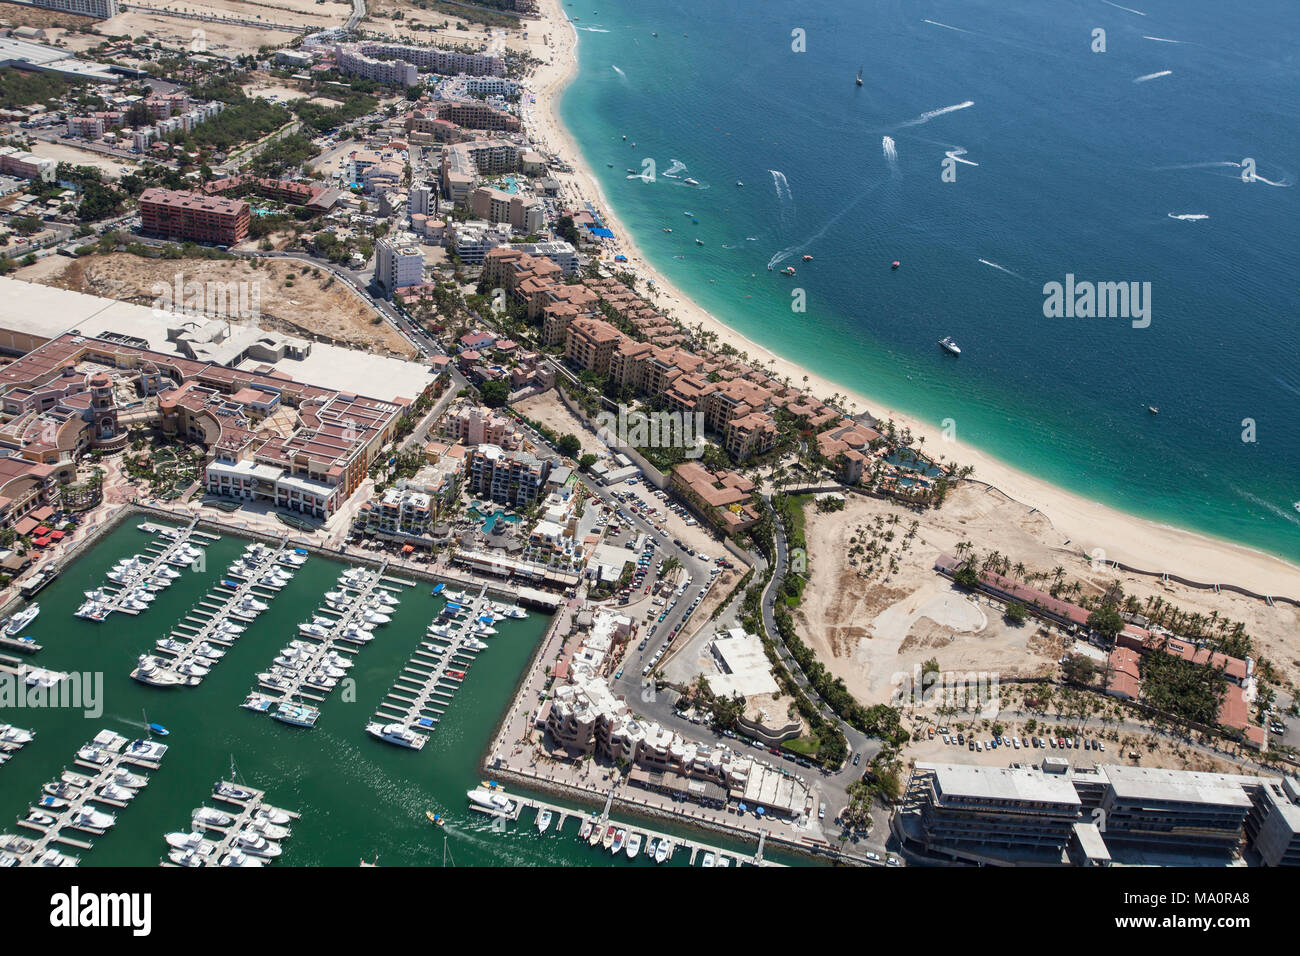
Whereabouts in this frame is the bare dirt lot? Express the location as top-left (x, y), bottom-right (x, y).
top-left (27, 252), bottom-right (416, 357)
top-left (795, 483), bottom-right (1300, 704)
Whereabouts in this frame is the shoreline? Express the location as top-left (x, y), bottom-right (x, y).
top-left (523, 0), bottom-right (1300, 601)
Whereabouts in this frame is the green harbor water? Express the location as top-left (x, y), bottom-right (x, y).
top-left (0, 518), bottom-right (806, 866)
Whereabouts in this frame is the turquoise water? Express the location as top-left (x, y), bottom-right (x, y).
top-left (0, 520), bottom-right (804, 866)
top-left (469, 507), bottom-right (523, 533)
top-left (559, 0), bottom-right (1300, 564)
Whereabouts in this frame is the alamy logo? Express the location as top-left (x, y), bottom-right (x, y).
top-left (595, 406), bottom-right (705, 459)
top-left (1043, 274), bottom-right (1151, 328)
top-left (0, 670), bottom-right (103, 718)
top-left (50, 887), bottom-right (151, 936)
top-left (151, 274), bottom-right (261, 322)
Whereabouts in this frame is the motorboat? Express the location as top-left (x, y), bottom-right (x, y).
top-left (167, 848), bottom-right (206, 867)
top-left (938, 336), bottom-right (961, 356)
top-left (219, 849), bottom-right (264, 867)
top-left (701, 851), bottom-right (715, 867)
top-left (536, 808), bottom-right (553, 833)
top-left (37, 795), bottom-right (68, 810)
top-left (366, 722), bottom-right (426, 750)
top-left (26, 810), bottom-right (57, 827)
top-left (131, 654), bottom-right (192, 687)
top-left (255, 805), bottom-right (291, 826)
top-left (655, 840), bottom-right (671, 863)
top-left (683, 177), bottom-right (700, 186)
top-left (5, 604), bottom-right (40, 636)
top-left (301, 672), bottom-right (337, 691)
top-left (781, 266), bottom-right (796, 276)
top-left (195, 642), bottom-right (225, 660)
top-left (625, 832), bottom-right (642, 858)
top-left (70, 805), bottom-right (116, 832)
top-left (76, 745), bottom-right (111, 765)
top-left (646, 837), bottom-right (658, 859)
top-left (33, 849), bottom-right (78, 867)
top-left (193, 806), bottom-right (234, 828)
top-left (61, 771), bottom-right (93, 789)
top-left (127, 738), bottom-right (169, 763)
top-left (247, 817), bottom-right (290, 841)
top-left (24, 666), bottom-right (67, 689)
top-left (298, 622), bottom-right (329, 638)
top-left (361, 609), bottom-right (391, 625)
top-left (156, 638), bottom-right (188, 653)
top-left (165, 831), bottom-right (215, 854)
top-left (611, 828), bottom-right (626, 854)
top-left (235, 831), bottom-right (281, 858)
top-left (241, 693), bottom-right (274, 713)
top-left (0, 724), bottom-right (34, 745)
top-left (467, 786), bottom-right (515, 814)
top-left (98, 782), bottom-right (137, 803)
top-left (109, 767), bottom-right (147, 789)
top-left (271, 701), bottom-right (320, 728)
top-left (174, 659), bottom-right (210, 679)
top-left (580, 820), bottom-right (593, 841)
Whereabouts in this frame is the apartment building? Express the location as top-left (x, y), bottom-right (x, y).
top-left (564, 316), bottom-right (621, 377)
top-left (31, 0), bottom-right (118, 19)
top-left (139, 187), bottom-right (250, 246)
top-left (341, 41), bottom-right (504, 77)
top-left (466, 444), bottom-right (552, 509)
top-left (432, 98), bottom-right (520, 132)
top-left (375, 234), bottom-right (425, 293)
top-left (670, 462), bottom-right (760, 536)
top-left (332, 44), bottom-right (419, 87)
top-left (0, 146), bottom-right (55, 182)
top-left (441, 402), bottom-right (521, 449)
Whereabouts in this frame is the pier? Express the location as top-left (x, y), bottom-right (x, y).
top-left (159, 779), bottom-right (299, 867)
top-left (77, 517), bottom-right (216, 621)
top-left (135, 538), bottom-right (304, 687)
top-left (482, 790), bottom-right (780, 867)
top-left (0, 729), bottom-right (167, 866)
top-left (247, 560), bottom-right (416, 723)
top-left (368, 587), bottom-right (499, 746)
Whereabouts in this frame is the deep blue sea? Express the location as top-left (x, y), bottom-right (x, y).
top-left (557, 0), bottom-right (1300, 564)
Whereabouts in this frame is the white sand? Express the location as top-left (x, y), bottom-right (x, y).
top-left (524, 0), bottom-right (1300, 599)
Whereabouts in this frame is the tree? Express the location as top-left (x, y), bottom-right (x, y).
top-left (479, 380), bottom-right (509, 407)
top-left (1062, 655), bottom-right (1097, 686)
top-left (556, 433), bottom-right (581, 457)
top-left (1087, 605), bottom-right (1125, 642)
top-left (1004, 601), bottom-right (1028, 625)
top-left (578, 453), bottom-right (597, 470)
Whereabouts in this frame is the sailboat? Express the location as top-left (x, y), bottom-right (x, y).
top-left (856, 66), bottom-right (863, 87)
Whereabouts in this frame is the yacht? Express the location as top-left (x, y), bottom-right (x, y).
top-left (132, 654), bottom-right (191, 687)
top-left (75, 600), bottom-right (107, 620)
top-left (165, 831), bottom-right (215, 854)
top-left (167, 848), bottom-right (207, 867)
top-left (701, 851), bottom-right (716, 867)
top-left (370, 589), bottom-right (398, 606)
top-left (156, 637), bottom-right (188, 653)
top-left (467, 787), bottom-right (515, 815)
top-left (536, 808), bottom-right (553, 833)
top-left (241, 692), bottom-right (274, 713)
top-left (271, 701), bottom-right (320, 728)
top-left (215, 781), bottom-right (254, 801)
top-left (277, 552), bottom-right (307, 567)
top-left (174, 659), bottom-right (210, 679)
top-left (193, 807), bottom-right (234, 828)
top-left (76, 745), bottom-right (111, 765)
top-left (625, 832), bottom-right (642, 858)
top-left (255, 805), bottom-right (292, 826)
top-left (70, 805), bottom-right (116, 832)
top-left (34, 849), bottom-right (79, 867)
top-left (195, 642), bottom-right (225, 660)
top-left (0, 724), bottom-right (34, 746)
top-left (4, 604), bottom-right (40, 636)
top-left (247, 817), bottom-right (291, 841)
top-left (646, 837), bottom-right (658, 859)
top-left (366, 722), bottom-right (426, 749)
top-left (298, 621), bottom-right (329, 638)
top-left (236, 831), bottom-right (282, 858)
top-left (98, 782), bottom-right (137, 803)
top-left (24, 666), bottom-right (67, 689)
top-left (655, 840), bottom-right (671, 863)
top-left (61, 771), bottom-right (93, 788)
top-left (219, 849), bottom-right (265, 867)
top-left (301, 672), bottom-right (337, 691)
top-left (127, 738), bottom-right (169, 763)
top-left (463, 637), bottom-right (488, 652)
top-left (26, 810), bottom-right (57, 827)
top-left (611, 828), bottom-right (626, 854)
top-left (683, 177), bottom-right (700, 186)
top-left (938, 336), bottom-right (961, 356)
top-left (601, 825), bottom-right (616, 850)
top-left (361, 609), bottom-right (392, 625)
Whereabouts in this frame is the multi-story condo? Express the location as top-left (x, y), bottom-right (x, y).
top-left (441, 403), bottom-right (521, 449)
top-left (375, 234), bottom-right (425, 293)
top-left (139, 188), bottom-right (250, 247)
top-left (564, 316), bottom-right (621, 377)
top-left (31, 0), bottom-right (118, 19)
top-left (332, 44), bottom-right (419, 87)
top-left (466, 444), bottom-right (551, 509)
top-left (342, 41), bottom-right (505, 77)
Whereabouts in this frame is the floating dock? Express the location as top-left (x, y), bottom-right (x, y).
top-left (77, 517), bottom-right (216, 621)
top-left (159, 779), bottom-right (299, 867)
top-left (0, 728), bottom-right (167, 866)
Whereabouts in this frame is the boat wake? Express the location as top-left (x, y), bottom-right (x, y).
top-left (881, 136), bottom-right (899, 177)
top-left (922, 18), bottom-right (973, 34)
top-left (898, 100), bottom-right (974, 128)
top-left (769, 169), bottom-right (795, 228)
top-left (1238, 490), bottom-right (1300, 528)
top-left (610, 64), bottom-right (627, 79)
top-left (1134, 70), bottom-right (1173, 83)
top-left (945, 145), bottom-right (979, 167)
top-left (1101, 0), bottom-right (1146, 14)
top-left (978, 258), bottom-right (1027, 281)
top-left (767, 179), bottom-right (889, 269)
top-left (578, 26), bottom-right (610, 32)
top-left (1143, 35), bottom-right (1182, 43)
top-left (1167, 213), bottom-right (1209, 221)
top-left (662, 158), bottom-right (687, 179)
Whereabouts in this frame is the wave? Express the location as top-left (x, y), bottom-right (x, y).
top-left (1134, 70), bottom-right (1172, 83)
top-left (898, 100), bottom-right (974, 128)
top-left (1101, 0), bottom-right (1146, 14)
top-left (978, 258), bottom-right (1027, 281)
top-left (1167, 213), bottom-right (1209, 220)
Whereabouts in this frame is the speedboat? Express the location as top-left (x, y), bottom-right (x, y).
top-left (156, 638), bottom-right (188, 653)
top-left (361, 609), bottom-right (391, 625)
top-left (611, 828), bottom-right (626, 854)
top-left (625, 832), bottom-right (642, 858)
top-left (26, 810), bottom-right (57, 827)
top-left (802, 254), bottom-right (813, 261)
top-left (938, 336), bottom-right (961, 356)
top-left (781, 266), bottom-right (796, 276)
top-left (683, 177), bottom-right (700, 186)
top-left (646, 837), bottom-right (658, 859)
top-left (366, 722), bottom-right (426, 750)
top-left (109, 767), bottom-right (146, 789)
top-left (174, 659), bottom-right (209, 679)
top-left (580, 820), bottom-right (593, 841)
top-left (76, 745), bottom-right (111, 765)
top-left (34, 849), bottom-right (78, 867)
top-left (168, 848), bottom-right (207, 867)
top-left (98, 782), bottom-right (137, 803)
top-left (655, 840), bottom-right (670, 863)
top-left (536, 808), bottom-right (553, 833)
top-left (70, 805), bottom-right (116, 832)
top-left (701, 851), bottom-right (715, 867)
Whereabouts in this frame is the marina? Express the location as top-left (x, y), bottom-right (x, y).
top-left (246, 560), bottom-right (416, 727)
top-left (160, 773), bottom-right (299, 867)
top-left (0, 722), bottom-right (35, 769)
top-left (75, 517), bottom-right (216, 621)
top-left (367, 587), bottom-right (508, 749)
top-left (0, 728), bottom-right (167, 866)
top-left (130, 535), bottom-right (304, 689)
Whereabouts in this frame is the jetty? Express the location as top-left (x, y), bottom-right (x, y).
top-left (0, 728), bottom-right (167, 866)
top-left (132, 538), bottom-right (305, 688)
top-left (76, 517), bottom-right (216, 621)
top-left (246, 561), bottom-right (415, 725)
top-left (367, 587), bottom-right (499, 747)
top-left (159, 778), bottom-right (299, 867)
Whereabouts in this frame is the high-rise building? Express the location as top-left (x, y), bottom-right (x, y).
top-left (138, 188), bottom-right (250, 247)
top-left (375, 234), bottom-right (425, 293)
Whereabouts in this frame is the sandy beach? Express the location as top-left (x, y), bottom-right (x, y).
top-left (521, 0), bottom-right (1300, 601)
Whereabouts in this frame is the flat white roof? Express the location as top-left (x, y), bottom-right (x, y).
top-left (920, 762), bottom-right (1082, 807)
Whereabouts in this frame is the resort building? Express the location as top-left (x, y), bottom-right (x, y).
top-left (0, 146), bottom-right (55, 183)
top-left (465, 444), bottom-right (552, 509)
top-left (441, 402), bottom-right (521, 449)
top-left (30, 0), bottom-right (118, 19)
top-left (670, 462), bottom-right (760, 536)
top-left (139, 187), bottom-right (250, 247)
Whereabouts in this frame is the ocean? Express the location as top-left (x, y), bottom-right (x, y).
top-left (558, 0), bottom-right (1300, 564)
